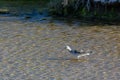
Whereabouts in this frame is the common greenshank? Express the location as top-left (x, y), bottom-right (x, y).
top-left (66, 45), bottom-right (91, 59)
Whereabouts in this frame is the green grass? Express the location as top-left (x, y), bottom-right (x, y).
top-left (48, 0), bottom-right (120, 22)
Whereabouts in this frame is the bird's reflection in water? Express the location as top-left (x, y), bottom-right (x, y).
top-left (47, 57), bottom-right (88, 62)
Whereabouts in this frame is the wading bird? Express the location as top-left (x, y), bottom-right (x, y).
top-left (66, 45), bottom-right (91, 59)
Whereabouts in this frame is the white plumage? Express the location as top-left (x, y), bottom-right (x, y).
top-left (66, 45), bottom-right (72, 51)
top-left (66, 45), bottom-right (91, 59)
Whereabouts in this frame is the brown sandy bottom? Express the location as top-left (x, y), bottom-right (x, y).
top-left (0, 18), bottom-right (120, 80)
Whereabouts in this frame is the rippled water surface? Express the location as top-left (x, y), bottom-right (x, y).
top-left (0, 1), bottom-right (120, 80)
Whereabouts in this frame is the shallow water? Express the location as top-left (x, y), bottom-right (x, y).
top-left (0, 17), bottom-right (119, 79)
top-left (0, 1), bottom-right (120, 80)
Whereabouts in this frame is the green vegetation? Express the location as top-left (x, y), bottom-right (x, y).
top-left (0, 0), bottom-right (119, 23)
top-left (48, 0), bottom-right (120, 22)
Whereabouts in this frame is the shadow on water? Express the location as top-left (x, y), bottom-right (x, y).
top-left (46, 57), bottom-right (88, 62)
top-left (50, 16), bottom-right (120, 26)
top-left (0, 0), bottom-right (51, 21)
